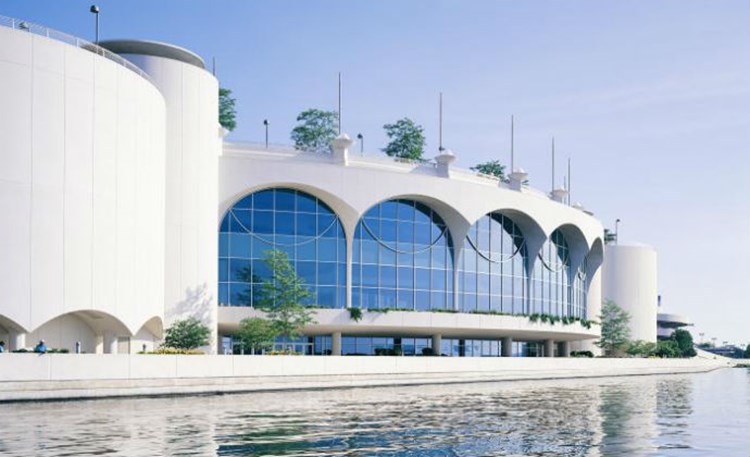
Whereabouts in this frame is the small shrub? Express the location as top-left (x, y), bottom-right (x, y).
top-left (140, 347), bottom-right (204, 355)
top-left (349, 307), bottom-right (364, 322)
top-left (571, 350), bottom-right (594, 358)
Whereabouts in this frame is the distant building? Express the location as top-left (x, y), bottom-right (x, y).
top-left (657, 312), bottom-right (692, 340)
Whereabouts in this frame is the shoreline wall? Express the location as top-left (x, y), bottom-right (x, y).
top-left (0, 354), bottom-right (733, 402)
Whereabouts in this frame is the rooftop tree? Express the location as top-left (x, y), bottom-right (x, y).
top-left (219, 88), bottom-right (237, 131)
top-left (471, 160), bottom-right (506, 180)
top-left (291, 109), bottom-right (338, 154)
top-left (382, 117), bottom-right (425, 160)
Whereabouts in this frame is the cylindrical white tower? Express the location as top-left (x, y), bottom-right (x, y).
top-left (102, 40), bottom-right (221, 352)
top-left (601, 244), bottom-right (658, 342)
top-left (0, 25), bottom-right (166, 353)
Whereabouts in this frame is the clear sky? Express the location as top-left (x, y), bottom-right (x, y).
top-left (3, 0), bottom-right (749, 345)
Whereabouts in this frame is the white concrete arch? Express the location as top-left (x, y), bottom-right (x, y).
top-left (550, 223), bottom-right (592, 277)
top-left (0, 314), bottom-right (28, 351)
top-left (132, 315), bottom-right (164, 353)
top-left (466, 208), bottom-right (548, 275)
top-left (585, 238), bottom-right (605, 280)
top-left (28, 309), bottom-right (133, 353)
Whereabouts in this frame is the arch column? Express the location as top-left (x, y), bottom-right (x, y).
top-left (10, 331), bottom-right (26, 351)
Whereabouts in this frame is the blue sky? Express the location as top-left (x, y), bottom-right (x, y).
top-left (4, 0), bottom-right (749, 344)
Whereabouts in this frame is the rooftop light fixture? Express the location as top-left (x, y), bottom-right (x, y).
top-left (263, 119), bottom-right (269, 149)
top-left (89, 5), bottom-right (100, 44)
top-left (357, 133), bottom-right (363, 155)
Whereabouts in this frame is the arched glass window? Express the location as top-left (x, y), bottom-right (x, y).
top-left (572, 253), bottom-right (588, 319)
top-left (459, 213), bottom-right (527, 314)
top-left (352, 199), bottom-right (454, 310)
top-left (530, 230), bottom-right (570, 317)
top-left (218, 188), bottom-right (346, 308)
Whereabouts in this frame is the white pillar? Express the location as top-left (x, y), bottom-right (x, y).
top-left (107, 335), bottom-right (119, 354)
top-left (331, 332), bottom-right (342, 356)
top-left (544, 339), bottom-right (555, 358)
top-left (10, 332), bottom-right (26, 351)
top-left (508, 169), bottom-right (528, 191)
top-left (431, 334), bottom-right (442, 356)
top-left (562, 341), bottom-right (572, 358)
top-left (332, 134), bottom-right (353, 165)
top-left (435, 149), bottom-right (456, 178)
top-left (95, 334), bottom-right (104, 354)
top-left (502, 336), bottom-right (513, 357)
top-left (551, 187), bottom-right (569, 203)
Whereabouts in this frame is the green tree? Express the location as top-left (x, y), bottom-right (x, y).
top-left (745, 344), bottom-right (750, 359)
top-left (235, 317), bottom-right (278, 354)
top-left (382, 118), bottom-right (425, 160)
top-left (655, 340), bottom-right (680, 358)
top-left (291, 109), bottom-right (338, 153)
top-left (219, 88), bottom-right (237, 131)
top-left (256, 250), bottom-right (316, 340)
top-left (471, 160), bottom-right (506, 180)
top-left (671, 329), bottom-right (696, 357)
top-left (626, 340), bottom-right (657, 357)
top-left (596, 300), bottom-right (631, 356)
top-left (163, 317), bottom-right (211, 350)
top-left (603, 229), bottom-right (617, 245)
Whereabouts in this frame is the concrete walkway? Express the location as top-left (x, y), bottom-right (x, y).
top-left (0, 354), bottom-right (734, 402)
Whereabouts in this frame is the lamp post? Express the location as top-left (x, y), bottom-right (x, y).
top-left (615, 218), bottom-right (621, 245)
top-left (699, 332), bottom-right (705, 344)
top-left (90, 5), bottom-right (100, 44)
top-left (357, 133), bottom-right (363, 155)
top-left (263, 119), bottom-right (269, 149)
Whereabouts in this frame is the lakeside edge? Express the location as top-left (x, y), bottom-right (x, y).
top-left (0, 354), bottom-right (734, 402)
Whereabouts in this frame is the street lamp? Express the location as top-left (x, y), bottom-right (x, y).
top-left (89, 5), bottom-right (100, 44)
top-left (263, 119), bottom-right (269, 149)
top-left (699, 332), bottom-right (705, 344)
top-left (356, 133), bottom-right (363, 155)
top-left (615, 218), bottom-right (621, 245)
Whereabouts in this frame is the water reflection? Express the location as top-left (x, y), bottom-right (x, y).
top-left (0, 369), bottom-right (748, 457)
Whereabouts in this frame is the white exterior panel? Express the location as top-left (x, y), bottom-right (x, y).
top-left (0, 27), bottom-right (167, 342)
top-left (118, 51), bottom-right (220, 352)
top-left (601, 244), bottom-right (658, 342)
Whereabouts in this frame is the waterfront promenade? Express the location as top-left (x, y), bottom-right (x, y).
top-left (0, 354), bottom-right (733, 402)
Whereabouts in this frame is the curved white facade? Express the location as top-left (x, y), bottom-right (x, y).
top-left (601, 244), bottom-right (658, 342)
top-left (111, 41), bottom-right (222, 352)
top-left (1, 17), bottom-right (629, 357)
top-left (0, 25), bottom-right (166, 352)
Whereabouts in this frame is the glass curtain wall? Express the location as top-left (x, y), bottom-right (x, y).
top-left (530, 229), bottom-right (571, 317)
top-left (352, 199), bottom-right (454, 310)
top-left (571, 253), bottom-right (588, 318)
top-left (218, 188), bottom-right (347, 308)
top-left (459, 213), bottom-right (528, 314)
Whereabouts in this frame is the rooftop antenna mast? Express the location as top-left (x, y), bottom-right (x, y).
top-left (212, 57), bottom-right (216, 76)
top-left (567, 157), bottom-right (571, 205)
top-left (439, 92), bottom-right (444, 151)
top-left (337, 72), bottom-right (342, 135)
top-left (551, 137), bottom-right (555, 192)
top-left (510, 115), bottom-right (515, 172)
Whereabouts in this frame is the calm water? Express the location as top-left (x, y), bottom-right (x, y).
top-left (1, 368), bottom-right (748, 457)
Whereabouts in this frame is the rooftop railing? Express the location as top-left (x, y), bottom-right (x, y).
top-left (0, 15), bottom-right (154, 85)
top-left (223, 141), bottom-right (524, 189)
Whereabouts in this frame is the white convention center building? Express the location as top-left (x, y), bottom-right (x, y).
top-left (0, 16), bottom-right (659, 357)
